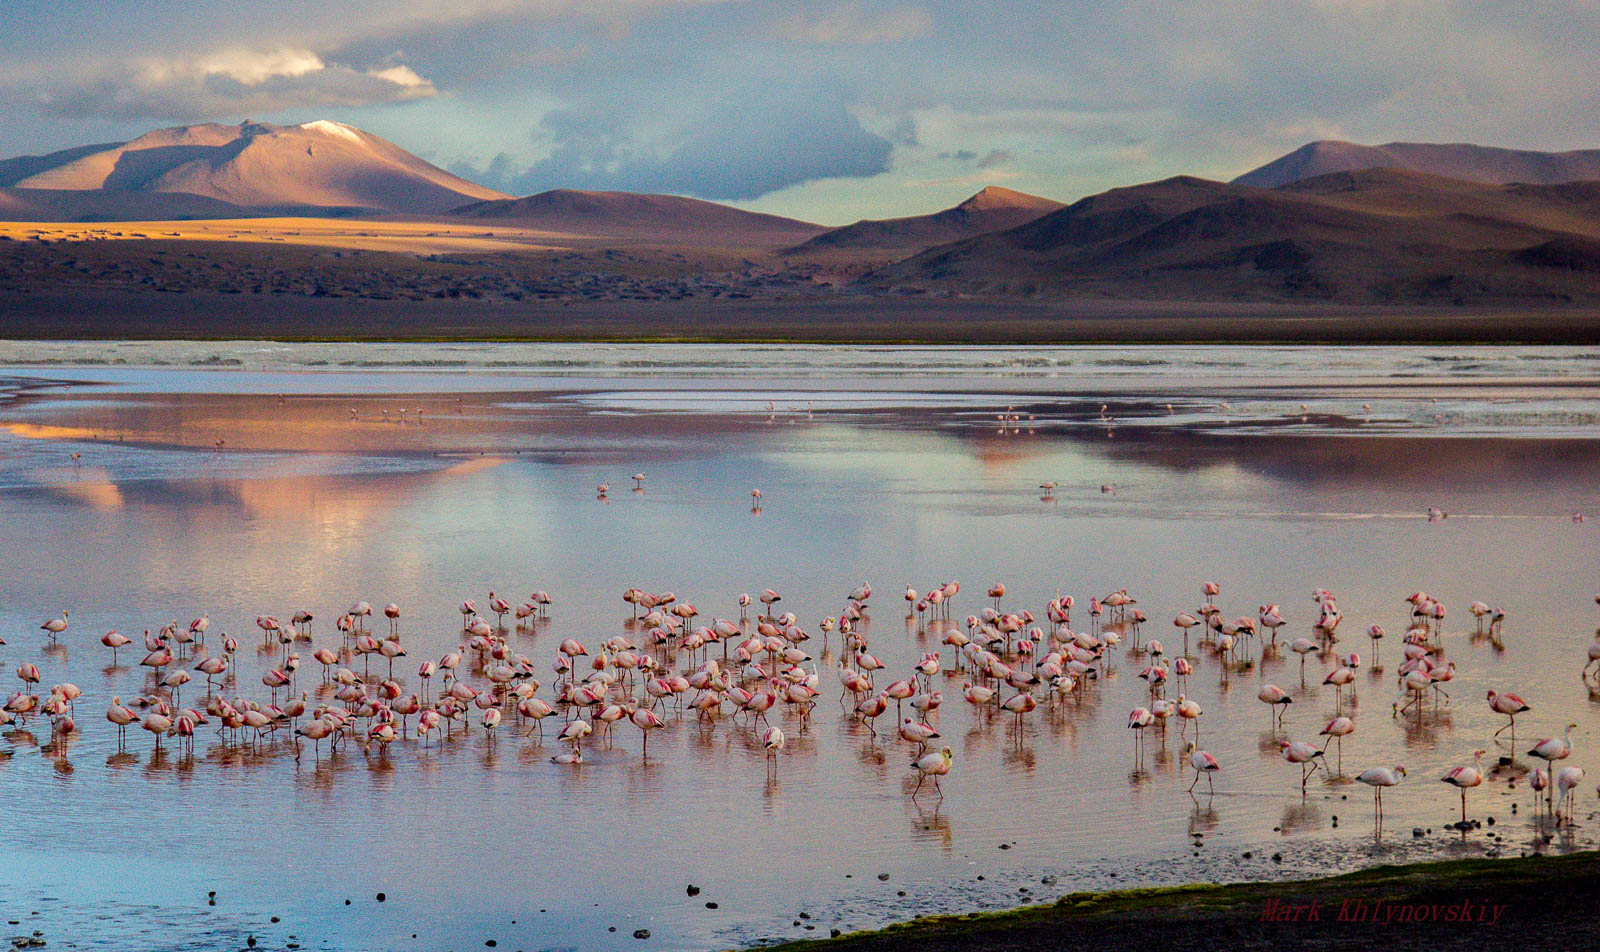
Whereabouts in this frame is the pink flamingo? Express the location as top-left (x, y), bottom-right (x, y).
top-left (1441, 749), bottom-right (1485, 825)
top-left (911, 746), bottom-right (952, 802)
top-left (1184, 742), bottom-right (1219, 794)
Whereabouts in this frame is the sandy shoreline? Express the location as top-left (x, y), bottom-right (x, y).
top-left (750, 850), bottom-right (1600, 952)
top-left (4, 289), bottom-right (1600, 343)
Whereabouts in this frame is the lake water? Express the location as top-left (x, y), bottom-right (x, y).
top-left (1, 342), bottom-right (1598, 952)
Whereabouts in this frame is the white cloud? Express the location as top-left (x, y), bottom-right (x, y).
top-left (191, 48), bottom-right (328, 85)
top-left (24, 47), bottom-right (437, 120)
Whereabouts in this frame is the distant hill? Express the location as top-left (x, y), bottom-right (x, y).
top-left (450, 188), bottom-right (825, 247)
top-left (786, 186), bottom-right (1063, 256)
top-left (0, 187), bottom-right (257, 222)
top-left (860, 168), bottom-right (1600, 304)
top-left (0, 120), bottom-right (505, 217)
top-left (1234, 140), bottom-right (1600, 189)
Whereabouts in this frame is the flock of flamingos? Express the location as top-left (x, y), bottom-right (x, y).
top-left (5, 578), bottom-right (1600, 828)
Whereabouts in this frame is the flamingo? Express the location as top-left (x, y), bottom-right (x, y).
top-left (1440, 749), bottom-right (1486, 825)
top-left (631, 706), bottom-right (666, 757)
top-left (1530, 768), bottom-right (1550, 819)
top-left (898, 717), bottom-right (940, 752)
top-left (101, 630), bottom-right (132, 663)
top-left (761, 726), bottom-right (785, 775)
top-left (1280, 740), bottom-right (1325, 795)
top-left (1356, 765), bottom-right (1406, 831)
top-left (141, 711), bottom-right (173, 750)
top-left (1175, 694), bottom-right (1203, 739)
top-left (1487, 690), bottom-right (1530, 748)
top-left (1555, 766), bottom-right (1586, 825)
top-left (1323, 666), bottom-right (1356, 714)
top-left (1173, 612), bottom-right (1199, 657)
top-left (105, 696), bottom-right (138, 746)
top-left (1128, 706), bottom-right (1155, 757)
top-left (1258, 684), bottom-right (1292, 729)
top-left (1288, 638), bottom-right (1318, 679)
top-left (40, 611), bottom-right (68, 641)
top-left (1184, 742), bottom-right (1219, 794)
top-left (1528, 723), bottom-right (1577, 814)
top-left (1319, 715), bottom-right (1355, 772)
top-left (1000, 691), bottom-right (1036, 730)
top-left (911, 746), bottom-right (952, 802)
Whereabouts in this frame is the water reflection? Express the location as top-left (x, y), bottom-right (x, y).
top-left (0, 359), bottom-right (1597, 951)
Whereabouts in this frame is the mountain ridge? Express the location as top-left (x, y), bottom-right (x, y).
top-left (860, 168), bottom-right (1600, 304)
top-left (1234, 140), bottom-right (1600, 189)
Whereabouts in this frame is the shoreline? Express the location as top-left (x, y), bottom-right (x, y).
top-left (749, 850), bottom-right (1600, 952)
top-left (4, 290), bottom-right (1600, 344)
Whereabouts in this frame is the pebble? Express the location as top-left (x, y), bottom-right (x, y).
top-left (633, 929), bottom-right (650, 939)
top-left (877, 873), bottom-right (889, 881)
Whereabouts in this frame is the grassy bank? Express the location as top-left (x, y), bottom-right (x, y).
top-left (751, 850), bottom-right (1600, 952)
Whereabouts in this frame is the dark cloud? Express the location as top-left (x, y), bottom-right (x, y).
top-left (459, 84), bottom-right (893, 200)
top-left (975, 148), bottom-right (1011, 169)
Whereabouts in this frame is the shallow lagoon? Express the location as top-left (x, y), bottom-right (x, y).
top-left (1, 343), bottom-right (1598, 951)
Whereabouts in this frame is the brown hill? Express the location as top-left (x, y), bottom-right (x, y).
top-left (1234, 140), bottom-right (1600, 189)
top-left (0, 187), bottom-right (259, 221)
top-left (450, 189), bottom-right (825, 247)
top-left (786, 186), bottom-right (1063, 256)
top-left (2, 120), bottom-right (505, 216)
top-left (859, 169), bottom-right (1600, 304)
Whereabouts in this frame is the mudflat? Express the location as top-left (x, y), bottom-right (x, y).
top-left (5, 288), bottom-right (1600, 343)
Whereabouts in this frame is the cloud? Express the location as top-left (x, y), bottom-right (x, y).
top-left (772, 4), bottom-right (932, 45)
top-left (459, 84), bottom-right (894, 200)
top-left (22, 46), bottom-right (436, 120)
top-left (975, 149), bottom-right (1011, 169)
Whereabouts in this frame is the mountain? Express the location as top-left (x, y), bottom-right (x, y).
top-left (450, 189), bottom-right (825, 246)
top-left (786, 186), bottom-right (1064, 256)
top-left (0, 120), bottom-right (505, 216)
top-left (1234, 140), bottom-right (1600, 189)
top-left (860, 168), bottom-right (1600, 304)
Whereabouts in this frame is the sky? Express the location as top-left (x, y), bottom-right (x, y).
top-left (2, 0), bottom-right (1599, 225)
